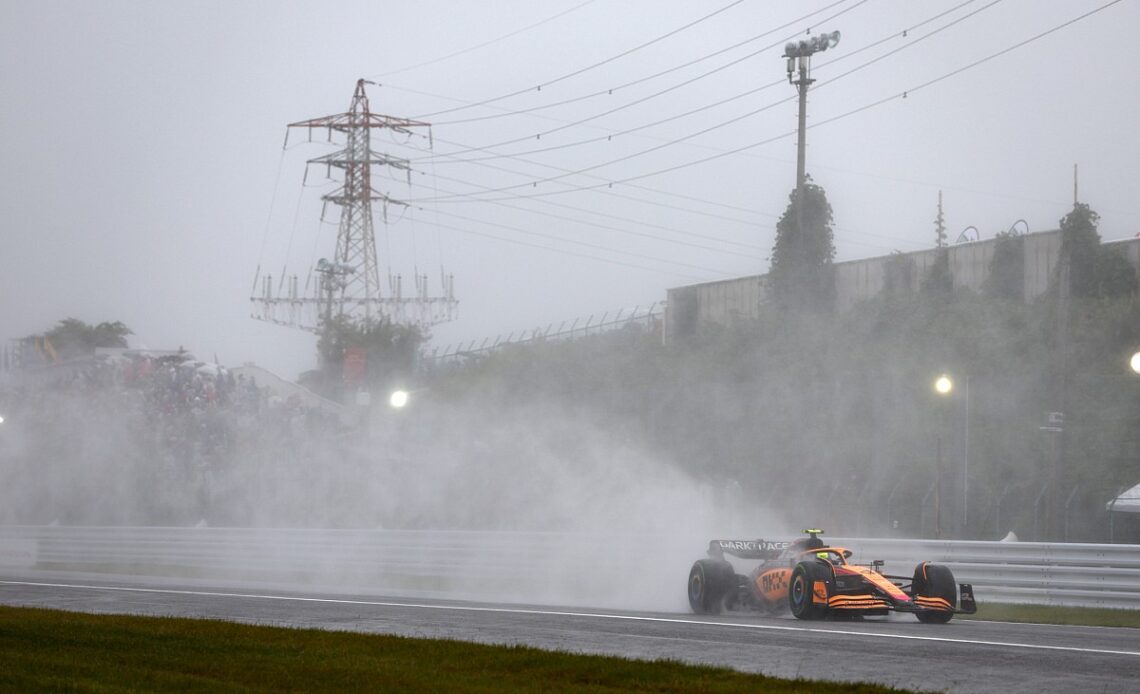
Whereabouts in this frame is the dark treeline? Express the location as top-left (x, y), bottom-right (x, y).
top-left (428, 290), bottom-right (1138, 541)
top-left (426, 203), bottom-right (1140, 542)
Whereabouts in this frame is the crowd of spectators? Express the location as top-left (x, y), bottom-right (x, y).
top-left (0, 348), bottom-right (345, 525)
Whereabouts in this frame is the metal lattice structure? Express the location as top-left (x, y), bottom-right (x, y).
top-left (252, 79), bottom-right (457, 333)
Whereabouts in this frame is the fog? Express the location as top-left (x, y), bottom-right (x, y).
top-left (1, 1), bottom-right (1138, 610)
top-left (0, 354), bottom-right (791, 610)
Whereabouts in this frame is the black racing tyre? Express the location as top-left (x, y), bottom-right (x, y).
top-left (912, 562), bottom-right (957, 624)
top-left (687, 559), bottom-right (735, 614)
top-left (789, 561), bottom-right (829, 620)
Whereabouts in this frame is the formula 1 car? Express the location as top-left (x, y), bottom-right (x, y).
top-left (686, 529), bottom-right (977, 623)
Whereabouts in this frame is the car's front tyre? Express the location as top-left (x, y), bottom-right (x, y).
top-left (912, 562), bottom-right (957, 623)
top-left (789, 561), bottom-right (829, 620)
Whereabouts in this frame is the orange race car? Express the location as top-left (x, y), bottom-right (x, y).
top-left (686, 529), bottom-right (977, 622)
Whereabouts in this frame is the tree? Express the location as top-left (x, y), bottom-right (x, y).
top-left (1054, 203), bottom-right (1136, 299)
top-left (922, 247), bottom-right (953, 299)
top-left (307, 315), bottom-right (426, 399)
top-left (1094, 249), bottom-right (1138, 298)
top-left (882, 252), bottom-right (916, 297)
top-left (767, 179), bottom-right (836, 313)
top-left (983, 231), bottom-right (1025, 301)
top-left (1058, 203), bottom-right (1101, 298)
top-left (43, 318), bottom-right (131, 360)
top-left (933, 194), bottom-right (947, 249)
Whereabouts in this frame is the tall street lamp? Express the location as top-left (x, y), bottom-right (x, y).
top-left (782, 30), bottom-right (841, 238)
top-left (1108, 350), bottom-right (1140, 542)
top-left (782, 30), bottom-right (840, 191)
top-left (933, 374), bottom-right (955, 539)
top-left (934, 373), bottom-right (972, 533)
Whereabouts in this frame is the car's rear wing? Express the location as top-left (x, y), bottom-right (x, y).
top-left (707, 539), bottom-right (791, 560)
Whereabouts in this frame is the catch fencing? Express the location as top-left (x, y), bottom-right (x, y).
top-left (1, 527), bottom-right (1138, 609)
top-left (424, 304), bottom-right (662, 364)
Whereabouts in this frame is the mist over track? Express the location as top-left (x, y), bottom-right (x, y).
top-left (4, 526), bottom-right (1140, 610)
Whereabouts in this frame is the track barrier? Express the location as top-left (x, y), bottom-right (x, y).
top-left (1, 527), bottom-right (1137, 609)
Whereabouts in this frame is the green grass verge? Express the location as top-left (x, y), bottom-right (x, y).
top-left (0, 606), bottom-right (908, 693)
top-left (961, 603), bottom-right (1140, 628)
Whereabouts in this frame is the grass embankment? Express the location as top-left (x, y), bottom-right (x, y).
top-left (962, 603), bottom-right (1140, 628)
top-left (0, 606), bottom-right (905, 693)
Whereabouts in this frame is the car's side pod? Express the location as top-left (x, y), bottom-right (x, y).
top-left (958, 584), bottom-right (978, 614)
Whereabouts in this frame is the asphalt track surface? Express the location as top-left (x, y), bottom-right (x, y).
top-left (3, 572), bottom-right (1140, 693)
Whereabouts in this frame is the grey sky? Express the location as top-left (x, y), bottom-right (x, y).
top-left (2, 0), bottom-right (1136, 378)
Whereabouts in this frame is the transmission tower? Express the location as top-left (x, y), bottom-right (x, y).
top-left (252, 79), bottom-right (457, 333)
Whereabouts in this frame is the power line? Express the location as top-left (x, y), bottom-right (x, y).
top-left (419, 2), bottom-right (867, 157)
top-left (406, 174), bottom-right (767, 255)
top-left (418, 133), bottom-right (772, 227)
top-left (407, 155), bottom-right (928, 252)
top-left (412, 0), bottom-right (1004, 202)
top-left (412, 0), bottom-right (982, 167)
top-left (421, 80), bottom-right (783, 164)
top-left (421, 205), bottom-right (737, 275)
top-left (420, 216), bottom-right (709, 282)
top-left (413, 0), bottom-right (748, 119)
top-left (813, 0), bottom-right (1005, 95)
top-left (410, 0), bottom-right (1124, 205)
top-left (427, 0), bottom-right (865, 127)
top-left (903, 0), bottom-right (1125, 99)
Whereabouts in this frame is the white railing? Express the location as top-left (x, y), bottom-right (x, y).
top-left (830, 537), bottom-right (1140, 608)
top-left (2, 527), bottom-right (1138, 609)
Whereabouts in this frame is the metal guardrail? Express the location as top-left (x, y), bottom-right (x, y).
top-left (425, 304), bottom-right (662, 364)
top-left (1, 527), bottom-right (1138, 609)
top-left (831, 537), bottom-right (1140, 608)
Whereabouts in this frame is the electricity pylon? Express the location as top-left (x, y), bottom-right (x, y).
top-left (252, 79), bottom-right (457, 333)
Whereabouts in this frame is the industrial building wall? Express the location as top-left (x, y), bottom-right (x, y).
top-left (666, 230), bottom-right (1138, 342)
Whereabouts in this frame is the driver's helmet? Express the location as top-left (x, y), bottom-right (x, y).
top-left (816, 550), bottom-right (840, 565)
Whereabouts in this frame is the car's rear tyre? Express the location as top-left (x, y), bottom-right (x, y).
top-left (912, 562), bottom-right (956, 623)
top-left (688, 559), bottom-right (734, 614)
top-left (789, 561), bottom-right (829, 620)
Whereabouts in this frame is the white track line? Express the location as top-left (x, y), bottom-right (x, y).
top-left (3, 579), bottom-right (1139, 658)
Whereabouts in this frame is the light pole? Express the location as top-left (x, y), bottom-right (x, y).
top-left (963, 375), bottom-right (970, 530)
top-left (1108, 353), bottom-right (1139, 542)
top-left (933, 373), bottom-right (972, 534)
top-left (934, 374), bottom-right (954, 539)
top-left (782, 30), bottom-right (840, 204)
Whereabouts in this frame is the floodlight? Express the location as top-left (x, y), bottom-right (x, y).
top-left (389, 389), bottom-right (409, 409)
top-left (798, 40), bottom-right (810, 55)
top-left (934, 375), bottom-right (954, 395)
top-left (828, 30), bottom-right (841, 48)
top-left (784, 42), bottom-right (798, 58)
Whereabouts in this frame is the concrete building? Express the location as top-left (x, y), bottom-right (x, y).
top-left (665, 230), bottom-right (1140, 341)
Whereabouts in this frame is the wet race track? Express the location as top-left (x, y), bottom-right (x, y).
top-left (3, 572), bottom-right (1140, 692)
